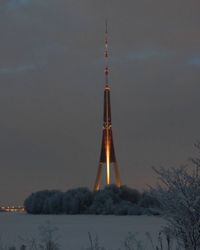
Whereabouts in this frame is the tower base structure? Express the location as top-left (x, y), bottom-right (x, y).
top-left (94, 162), bottom-right (122, 191)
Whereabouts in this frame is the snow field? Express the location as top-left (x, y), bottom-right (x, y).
top-left (0, 213), bottom-right (166, 249)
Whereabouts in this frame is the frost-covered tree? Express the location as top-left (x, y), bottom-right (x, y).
top-left (152, 165), bottom-right (200, 250)
top-left (88, 188), bottom-right (115, 214)
top-left (24, 190), bottom-right (60, 214)
top-left (24, 185), bottom-right (156, 215)
top-left (120, 185), bottom-right (141, 204)
top-left (88, 185), bottom-right (146, 215)
top-left (62, 187), bottom-right (93, 214)
top-left (24, 188), bottom-right (93, 214)
top-left (43, 191), bottom-right (63, 214)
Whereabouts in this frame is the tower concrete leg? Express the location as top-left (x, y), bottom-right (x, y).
top-left (113, 162), bottom-right (122, 187)
top-left (94, 162), bottom-right (103, 191)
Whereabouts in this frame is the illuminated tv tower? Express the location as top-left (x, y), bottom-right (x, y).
top-left (94, 21), bottom-right (122, 191)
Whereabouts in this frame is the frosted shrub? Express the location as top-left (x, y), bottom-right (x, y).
top-left (85, 233), bottom-right (106, 250)
top-left (85, 231), bottom-right (182, 250)
top-left (8, 247), bottom-right (16, 250)
top-left (152, 165), bottom-right (200, 250)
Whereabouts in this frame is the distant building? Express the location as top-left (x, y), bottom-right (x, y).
top-left (0, 206), bottom-right (25, 212)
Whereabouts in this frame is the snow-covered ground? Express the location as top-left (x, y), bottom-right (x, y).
top-left (1, 213), bottom-right (166, 249)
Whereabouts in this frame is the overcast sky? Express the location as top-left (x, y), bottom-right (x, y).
top-left (0, 0), bottom-right (200, 204)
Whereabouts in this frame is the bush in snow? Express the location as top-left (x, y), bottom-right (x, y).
top-left (152, 165), bottom-right (200, 250)
top-left (85, 230), bottom-right (182, 250)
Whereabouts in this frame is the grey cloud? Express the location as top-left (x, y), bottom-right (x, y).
top-left (129, 49), bottom-right (168, 60)
top-left (0, 0), bottom-right (200, 204)
top-left (189, 56), bottom-right (200, 66)
top-left (105, 48), bottom-right (172, 66)
top-left (0, 63), bottom-right (44, 74)
top-left (0, 0), bottom-right (34, 12)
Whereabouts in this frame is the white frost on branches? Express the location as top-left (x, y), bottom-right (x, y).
top-left (152, 164), bottom-right (200, 250)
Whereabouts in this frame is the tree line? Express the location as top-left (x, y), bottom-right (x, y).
top-left (24, 185), bottom-right (159, 215)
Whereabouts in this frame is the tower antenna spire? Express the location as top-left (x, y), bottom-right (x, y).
top-left (105, 19), bottom-right (108, 33)
top-left (104, 19), bottom-right (109, 87)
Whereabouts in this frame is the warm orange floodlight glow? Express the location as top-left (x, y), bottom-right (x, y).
top-left (93, 21), bottom-right (122, 191)
top-left (106, 131), bottom-right (110, 185)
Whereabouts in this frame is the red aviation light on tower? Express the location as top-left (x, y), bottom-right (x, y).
top-left (104, 67), bottom-right (109, 75)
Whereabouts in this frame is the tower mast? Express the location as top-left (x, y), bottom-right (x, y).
top-left (105, 19), bottom-right (109, 87)
top-left (94, 21), bottom-right (122, 191)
